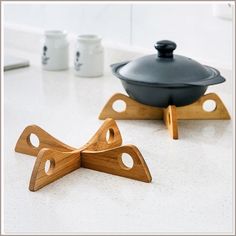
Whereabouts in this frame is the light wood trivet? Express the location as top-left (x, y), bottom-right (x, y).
top-left (15, 118), bottom-right (152, 191)
top-left (99, 93), bottom-right (230, 139)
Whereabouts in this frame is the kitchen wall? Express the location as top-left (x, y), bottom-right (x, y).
top-left (3, 2), bottom-right (234, 68)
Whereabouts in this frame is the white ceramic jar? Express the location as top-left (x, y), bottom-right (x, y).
top-left (41, 30), bottom-right (69, 71)
top-left (74, 35), bottom-right (104, 77)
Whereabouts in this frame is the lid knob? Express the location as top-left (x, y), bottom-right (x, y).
top-left (155, 40), bottom-right (177, 58)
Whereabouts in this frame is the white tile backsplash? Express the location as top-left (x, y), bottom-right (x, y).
top-left (4, 3), bottom-right (131, 46)
top-left (132, 3), bottom-right (233, 68)
top-left (43, 4), bottom-right (84, 33)
top-left (42, 4), bottom-right (131, 45)
top-left (75, 4), bottom-right (131, 44)
top-left (3, 2), bottom-right (233, 68)
top-left (4, 4), bottom-right (45, 28)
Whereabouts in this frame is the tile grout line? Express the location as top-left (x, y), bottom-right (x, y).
top-left (130, 4), bottom-right (133, 46)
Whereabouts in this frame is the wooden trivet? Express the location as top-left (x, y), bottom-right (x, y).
top-left (15, 118), bottom-right (152, 191)
top-left (99, 93), bottom-right (230, 139)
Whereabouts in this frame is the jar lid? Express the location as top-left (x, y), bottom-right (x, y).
top-left (44, 30), bottom-right (67, 38)
top-left (111, 40), bottom-right (225, 87)
top-left (77, 35), bottom-right (101, 43)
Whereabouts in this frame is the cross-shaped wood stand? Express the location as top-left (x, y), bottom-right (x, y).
top-left (99, 93), bottom-right (230, 139)
top-left (15, 118), bottom-right (152, 191)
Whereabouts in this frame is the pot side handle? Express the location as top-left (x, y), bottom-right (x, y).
top-left (110, 61), bottom-right (130, 73)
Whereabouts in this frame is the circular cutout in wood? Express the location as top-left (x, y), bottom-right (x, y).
top-left (112, 100), bottom-right (127, 113)
top-left (119, 153), bottom-right (134, 170)
top-left (203, 99), bottom-right (217, 112)
top-left (44, 159), bottom-right (55, 175)
top-left (106, 128), bottom-right (115, 144)
top-left (28, 133), bottom-right (40, 148)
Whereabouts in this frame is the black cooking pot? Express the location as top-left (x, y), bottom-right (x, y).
top-left (111, 40), bottom-right (225, 107)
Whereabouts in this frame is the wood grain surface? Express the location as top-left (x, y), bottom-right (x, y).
top-left (99, 93), bottom-right (230, 139)
top-left (15, 118), bottom-right (152, 191)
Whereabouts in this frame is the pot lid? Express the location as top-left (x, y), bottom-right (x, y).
top-left (112, 40), bottom-right (225, 87)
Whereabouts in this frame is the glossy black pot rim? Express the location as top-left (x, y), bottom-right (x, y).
top-left (111, 61), bottom-right (225, 88)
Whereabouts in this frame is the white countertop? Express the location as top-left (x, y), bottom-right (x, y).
top-left (3, 49), bottom-right (234, 234)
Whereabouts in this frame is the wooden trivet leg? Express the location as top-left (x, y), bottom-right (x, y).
top-left (99, 93), bottom-right (163, 120)
top-left (163, 105), bottom-right (178, 139)
top-left (15, 125), bottom-right (75, 157)
top-left (29, 149), bottom-right (81, 191)
top-left (84, 118), bottom-right (123, 151)
top-left (176, 93), bottom-right (231, 120)
top-left (82, 145), bottom-right (152, 183)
